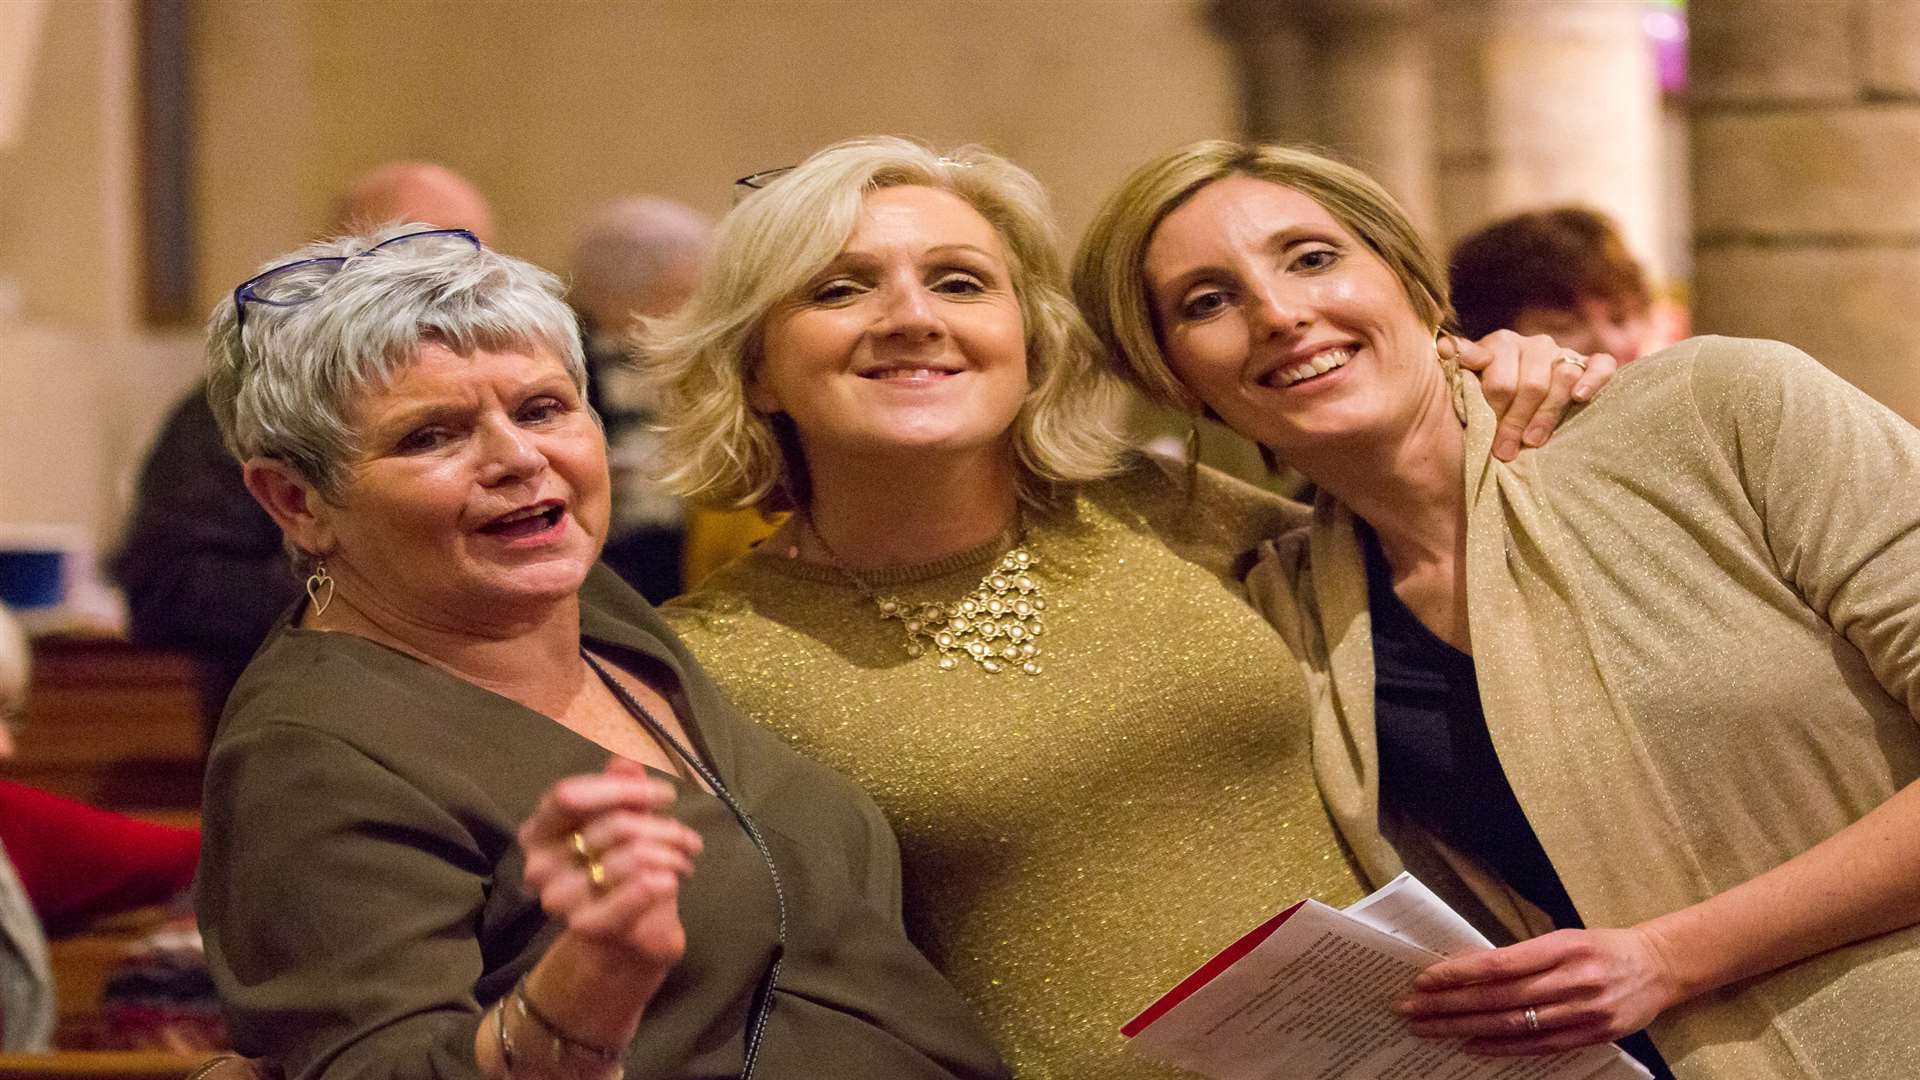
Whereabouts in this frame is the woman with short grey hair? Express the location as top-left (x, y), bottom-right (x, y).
top-left (205, 229), bottom-right (587, 501)
top-left (193, 224), bottom-right (1009, 1080)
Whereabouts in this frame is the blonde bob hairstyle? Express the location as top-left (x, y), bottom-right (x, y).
top-left (1072, 140), bottom-right (1455, 413)
top-left (642, 136), bottom-right (1130, 510)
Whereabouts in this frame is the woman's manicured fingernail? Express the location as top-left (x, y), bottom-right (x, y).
top-left (1523, 424), bottom-right (1548, 446)
top-left (1573, 384), bottom-right (1594, 402)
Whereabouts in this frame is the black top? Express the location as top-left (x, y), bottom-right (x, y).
top-left (1360, 524), bottom-right (1673, 1079)
top-left (1359, 523), bottom-right (1582, 931)
top-left (112, 386), bottom-right (298, 729)
top-left (196, 565), bottom-right (1009, 1080)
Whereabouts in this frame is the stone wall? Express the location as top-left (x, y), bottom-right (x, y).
top-left (1433, 1), bottom-right (1668, 271)
top-left (2, 0), bottom-right (1244, 552)
top-left (0, 1), bottom-right (203, 558)
top-left (188, 0), bottom-right (1241, 316)
top-left (1210, 0), bottom-right (1670, 280)
top-left (1691, 0), bottom-right (1920, 421)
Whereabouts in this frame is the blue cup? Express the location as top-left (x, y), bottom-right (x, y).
top-left (0, 548), bottom-right (66, 610)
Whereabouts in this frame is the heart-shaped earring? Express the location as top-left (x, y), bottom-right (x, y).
top-left (305, 562), bottom-right (334, 616)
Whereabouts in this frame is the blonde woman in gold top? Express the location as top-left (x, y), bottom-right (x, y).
top-left (644, 136), bottom-right (1608, 1078)
top-left (1073, 139), bottom-right (1920, 1080)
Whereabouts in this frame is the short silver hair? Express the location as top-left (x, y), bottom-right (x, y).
top-left (206, 224), bottom-right (586, 498)
top-left (642, 136), bottom-right (1131, 510)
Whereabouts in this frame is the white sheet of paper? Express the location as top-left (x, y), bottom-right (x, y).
top-left (1124, 876), bottom-right (1653, 1080)
top-left (1343, 872), bottom-right (1493, 958)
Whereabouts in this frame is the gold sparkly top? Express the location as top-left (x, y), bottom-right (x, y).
top-left (1250, 338), bottom-right (1920, 1080)
top-left (666, 459), bottom-right (1366, 1079)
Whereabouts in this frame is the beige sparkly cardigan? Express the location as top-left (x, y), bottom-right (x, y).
top-left (1247, 337), bottom-right (1920, 1080)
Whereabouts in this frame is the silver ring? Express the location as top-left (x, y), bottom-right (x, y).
top-left (1524, 1006), bottom-right (1540, 1032)
top-left (1553, 354), bottom-right (1589, 372)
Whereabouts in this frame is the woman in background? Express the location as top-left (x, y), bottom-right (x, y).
top-left (647, 136), bottom-right (1608, 1077)
top-left (1448, 206), bottom-right (1659, 365)
top-left (1072, 138), bottom-right (1920, 1080)
top-left (0, 605), bottom-right (212, 1052)
top-left (0, 604), bottom-right (53, 1052)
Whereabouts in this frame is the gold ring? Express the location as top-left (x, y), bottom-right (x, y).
top-left (568, 829), bottom-right (594, 864)
top-left (1553, 354), bottom-right (1589, 371)
top-left (569, 831), bottom-right (610, 894)
top-left (1524, 1006), bottom-right (1540, 1032)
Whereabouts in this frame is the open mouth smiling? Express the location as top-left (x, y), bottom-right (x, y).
top-left (859, 363), bottom-right (963, 381)
top-left (478, 502), bottom-right (564, 540)
top-left (1262, 346), bottom-right (1354, 389)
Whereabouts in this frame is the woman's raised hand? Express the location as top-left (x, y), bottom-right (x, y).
top-left (518, 757), bottom-right (704, 972)
top-left (1391, 927), bottom-right (1682, 1056)
top-left (1451, 330), bottom-right (1619, 461)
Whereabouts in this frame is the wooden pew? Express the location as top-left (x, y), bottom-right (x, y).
top-left (0, 1051), bottom-right (209, 1080)
top-left (13, 639), bottom-right (204, 812)
top-left (11, 638), bottom-right (208, 1047)
top-left (46, 905), bottom-right (186, 1050)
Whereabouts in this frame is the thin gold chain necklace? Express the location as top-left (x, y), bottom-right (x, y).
top-left (802, 515), bottom-right (1048, 675)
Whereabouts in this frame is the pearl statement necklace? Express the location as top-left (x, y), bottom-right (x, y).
top-left (803, 517), bottom-right (1048, 675)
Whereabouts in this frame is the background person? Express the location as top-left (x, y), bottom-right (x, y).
top-left (567, 196), bottom-right (715, 602)
top-left (194, 225), bottom-right (1009, 1080)
top-left (1074, 138), bottom-right (1920, 1080)
top-left (0, 604), bottom-right (53, 1052)
top-left (0, 603), bottom-right (213, 1053)
top-left (647, 136), bottom-right (1608, 1078)
top-left (114, 162), bottom-right (499, 731)
top-left (1447, 205), bottom-right (1658, 365)
top-left (334, 162), bottom-right (499, 243)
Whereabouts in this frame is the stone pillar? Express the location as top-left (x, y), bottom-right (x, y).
top-left (1209, 0), bottom-right (1669, 271)
top-left (0, 0), bottom-right (142, 547)
top-left (1691, 0), bottom-right (1920, 422)
top-left (1210, 0), bottom-right (1438, 233)
top-left (0, 0), bottom-right (137, 333)
top-left (0, 1), bottom-right (49, 151)
top-left (1431, 1), bottom-right (1667, 274)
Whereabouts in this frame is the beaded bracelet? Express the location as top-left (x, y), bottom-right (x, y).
top-left (493, 977), bottom-right (625, 1080)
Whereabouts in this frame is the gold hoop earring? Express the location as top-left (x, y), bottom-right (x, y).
top-left (1182, 416), bottom-right (1204, 496)
top-left (305, 561), bottom-right (334, 616)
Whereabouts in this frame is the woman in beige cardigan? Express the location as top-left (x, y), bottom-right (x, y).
top-left (1073, 141), bottom-right (1920, 1080)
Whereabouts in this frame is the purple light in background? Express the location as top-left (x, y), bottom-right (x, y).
top-left (1645, 4), bottom-right (1688, 95)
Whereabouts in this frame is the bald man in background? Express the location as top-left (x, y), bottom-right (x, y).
top-left (567, 196), bottom-right (713, 602)
top-left (335, 161), bottom-right (498, 244)
top-left (114, 163), bottom-right (496, 731)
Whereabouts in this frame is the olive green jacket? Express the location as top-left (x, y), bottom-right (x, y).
top-left (197, 566), bottom-right (1008, 1080)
